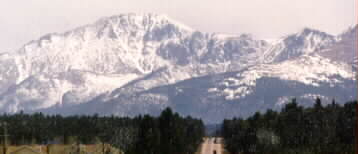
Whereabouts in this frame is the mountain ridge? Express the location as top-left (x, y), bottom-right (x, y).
top-left (0, 13), bottom-right (356, 122)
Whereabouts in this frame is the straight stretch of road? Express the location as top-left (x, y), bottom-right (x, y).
top-left (200, 137), bottom-right (222, 154)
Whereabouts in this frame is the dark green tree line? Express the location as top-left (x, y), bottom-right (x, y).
top-left (222, 99), bottom-right (356, 154)
top-left (0, 107), bottom-right (205, 154)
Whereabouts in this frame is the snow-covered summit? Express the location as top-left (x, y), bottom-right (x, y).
top-left (263, 27), bottom-right (336, 63)
top-left (0, 13), bottom-right (266, 112)
top-left (0, 14), bottom-right (355, 119)
top-left (319, 25), bottom-right (357, 63)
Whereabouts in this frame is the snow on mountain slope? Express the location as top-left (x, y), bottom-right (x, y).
top-left (264, 28), bottom-right (336, 63)
top-left (0, 13), bottom-right (270, 112)
top-left (14, 13), bottom-right (193, 77)
top-left (216, 54), bottom-right (355, 100)
top-left (0, 13), bottom-right (194, 112)
top-left (0, 69), bottom-right (139, 112)
top-left (46, 54), bottom-right (356, 123)
top-left (319, 25), bottom-right (357, 63)
top-left (0, 13), bottom-right (355, 119)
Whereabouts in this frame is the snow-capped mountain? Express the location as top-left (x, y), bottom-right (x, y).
top-left (0, 13), bottom-right (355, 123)
top-left (263, 28), bottom-right (336, 63)
top-left (0, 13), bottom-right (270, 112)
top-left (47, 53), bottom-right (355, 123)
top-left (319, 25), bottom-right (357, 63)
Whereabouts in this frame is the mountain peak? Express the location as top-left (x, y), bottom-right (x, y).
top-left (239, 33), bottom-right (254, 40)
top-left (97, 13), bottom-right (168, 23)
top-left (339, 24), bottom-right (357, 39)
top-left (0, 13), bottom-right (355, 120)
top-left (264, 27), bottom-right (336, 63)
top-left (301, 27), bottom-right (318, 33)
top-left (17, 13), bottom-right (196, 56)
top-left (297, 27), bottom-right (331, 38)
top-left (94, 13), bottom-right (194, 33)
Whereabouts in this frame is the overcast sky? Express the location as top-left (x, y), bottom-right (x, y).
top-left (0, 0), bottom-right (356, 52)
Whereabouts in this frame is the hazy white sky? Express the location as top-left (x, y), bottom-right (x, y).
top-left (0, 0), bottom-right (356, 51)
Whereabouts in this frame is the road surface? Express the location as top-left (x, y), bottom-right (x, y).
top-left (200, 137), bottom-right (223, 154)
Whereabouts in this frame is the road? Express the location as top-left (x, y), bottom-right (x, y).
top-left (200, 137), bottom-right (223, 154)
